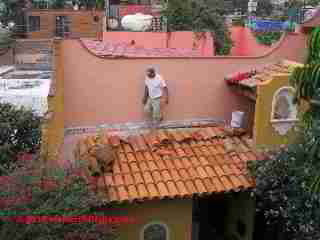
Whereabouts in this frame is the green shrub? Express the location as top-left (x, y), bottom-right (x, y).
top-left (254, 31), bottom-right (283, 46)
top-left (0, 103), bottom-right (41, 174)
top-left (0, 157), bottom-right (118, 240)
top-left (250, 142), bottom-right (320, 239)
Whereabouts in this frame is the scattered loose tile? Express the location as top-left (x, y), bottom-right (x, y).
top-left (74, 125), bottom-right (258, 203)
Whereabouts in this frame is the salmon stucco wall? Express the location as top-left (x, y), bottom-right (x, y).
top-left (106, 199), bottom-right (192, 240)
top-left (62, 32), bottom-right (307, 128)
top-left (103, 32), bottom-right (214, 56)
top-left (254, 71), bottom-right (304, 148)
top-left (230, 26), bottom-right (271, 56)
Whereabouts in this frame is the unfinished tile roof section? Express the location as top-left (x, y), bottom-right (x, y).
top-left (225, 60), bottom-right (295, 88)
top-left (80, 39), bottom-right (203, 58)
top-left (224, 60), bottom-right (300, 100)
top-left (74, 126), bottom-right (262, 204)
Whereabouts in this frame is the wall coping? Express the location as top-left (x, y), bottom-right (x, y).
top-left (79, 31), bottom-right (301, 60)
top-left (64, 118), bottom-right (226, 136)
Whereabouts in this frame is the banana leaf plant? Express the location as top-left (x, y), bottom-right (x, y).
top-left (289, 27), bottom-right (320, 194)
top-left (289, 27), bottom-right (320, 104)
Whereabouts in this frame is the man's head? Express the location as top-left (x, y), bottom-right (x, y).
top-left (146, 67), bottom-right (156, 78)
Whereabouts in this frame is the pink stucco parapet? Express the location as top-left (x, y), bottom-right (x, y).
top-left (63, 32), bottom-right (306, 128)
top-left (103, 31), bottom-right (214, 56)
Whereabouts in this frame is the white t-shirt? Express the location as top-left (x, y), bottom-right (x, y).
top-left (145, 74), bottom-right (167, 99)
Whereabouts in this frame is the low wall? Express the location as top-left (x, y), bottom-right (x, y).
top-left (103, 31), bottom-right (214, 56)
top-left (63, 32), bottom-right (306, 128)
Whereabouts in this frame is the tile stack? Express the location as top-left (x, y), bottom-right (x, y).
top-left (74, 126), bottom-right (262, 204)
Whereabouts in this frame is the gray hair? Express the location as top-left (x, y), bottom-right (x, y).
top-left (146, 65), bottom-right (158, 73)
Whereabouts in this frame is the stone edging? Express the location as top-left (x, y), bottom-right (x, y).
top-left (64, 118), bottom-right (226, 136)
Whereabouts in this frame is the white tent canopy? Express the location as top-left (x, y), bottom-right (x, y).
top-left (0, 69), bottom-right (51, 116)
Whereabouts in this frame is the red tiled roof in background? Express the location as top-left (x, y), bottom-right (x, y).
top-left (80, 39), bottom-right (204, 58)
top-left (75, 126), bottom-right (263, 204)
top-left (102, 32), bottom-right (215, 56)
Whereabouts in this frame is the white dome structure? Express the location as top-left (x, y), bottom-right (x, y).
top-left (121, 13), bottom-right (153, 31)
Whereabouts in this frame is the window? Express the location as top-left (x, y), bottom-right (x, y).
top-left (56, 16), bottom-right (71, 38)
top-left (141, 222), bottom-right (169, 240)
top-left (29, 16), bottom-right (40, 32)
top-left (271, 86), bottom-right (297, 121)
top-left (270, 86), bottom-right (299, 135)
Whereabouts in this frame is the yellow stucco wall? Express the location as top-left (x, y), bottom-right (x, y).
top-left (254, 63), bottom-right (305, 148)
top-left (106, 199), bottom-right (193, 240)
top-left (41, 39), bottom-right (64, 166)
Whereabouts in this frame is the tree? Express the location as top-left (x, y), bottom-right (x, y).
top-left (250, 143), bottom-right (320, 240)
top-left (0, 156), bottom-right (118, 240)
top-left (231, 0), bottom-right (249, 15)
top-left (0, 26), bottom-right (14, 52)
top-left (160, 0), bottom-right (233, 55)
top-left (250, 26), bottom-right (320, 239)
top-left (290, 28), bottom-right (320, 104)
top-left (306, 0), bottom-right (320, 6)
top-left (256, 0), bottom-right (274, 17)
top-left (0, 103), bottom-right (41, 174)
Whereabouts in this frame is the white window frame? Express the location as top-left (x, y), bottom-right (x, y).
top-left (270, 86), bottom-right (299, 123)
top-left (270, 86), bottom-right (299, 135)
top-left (140, 221), bottom-right (170, 240)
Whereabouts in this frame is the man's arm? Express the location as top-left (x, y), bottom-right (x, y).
top-left (142, 86), bottom-right (149, 105)
top-left (160, 77), bottom-right (169, 104)
top-left (163, 86), bottom-right (169, 104)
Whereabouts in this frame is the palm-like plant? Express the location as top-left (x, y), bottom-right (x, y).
top-left (290, 27), bottom-right (320, 103)
top-left (289, 27), bottom-right (320, 194)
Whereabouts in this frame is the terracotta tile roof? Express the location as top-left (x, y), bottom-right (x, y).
top-left (80, 39), bottom-right (203, 58)
top-left (225, 60), bottom-right (295, 88)
top-left (75, 126), bottom-right (261, 204)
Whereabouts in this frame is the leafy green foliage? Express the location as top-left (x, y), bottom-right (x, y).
top-left (0, 157), bottom-right (118, 240)
top-left (306, 0), bottom-right (320, 6)
top-left (0, 27), bottom-right (14, 52)
top-left (230, 0), bottom-right (249, 15)
top-left (0, 103), bottom-right (41, 174)
top-left (249, 142), bottom-right (320, 239)
top-left (252, 24), bottom-right (320, 239)
top-left (254, 31), bottom-right (282, 46)
top-left (290, 27), bottom-right (320, 103)
top-left (51, 0), bottom-right (66, 9)
top-left (160, 0), bottom-right (233, 55)
top-left (256, 0), bottom-right (274, 17)
top-left (0, 0), bottom-right (25, 23)
top-left (307, 27), bottom-right (320, 64)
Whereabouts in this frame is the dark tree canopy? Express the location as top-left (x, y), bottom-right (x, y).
top-left (160, 0), bottom-right (233, 55)
top-left (0, 103), bottom-right (41, 173)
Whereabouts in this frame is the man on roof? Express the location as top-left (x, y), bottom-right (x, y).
top-left (142, 66), bottom-right (169, 124)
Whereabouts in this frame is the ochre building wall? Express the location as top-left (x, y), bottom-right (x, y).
top-left (106, 199), bottom-right (193, 240)
top-left (254, 71), bottom-right (307, 148)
